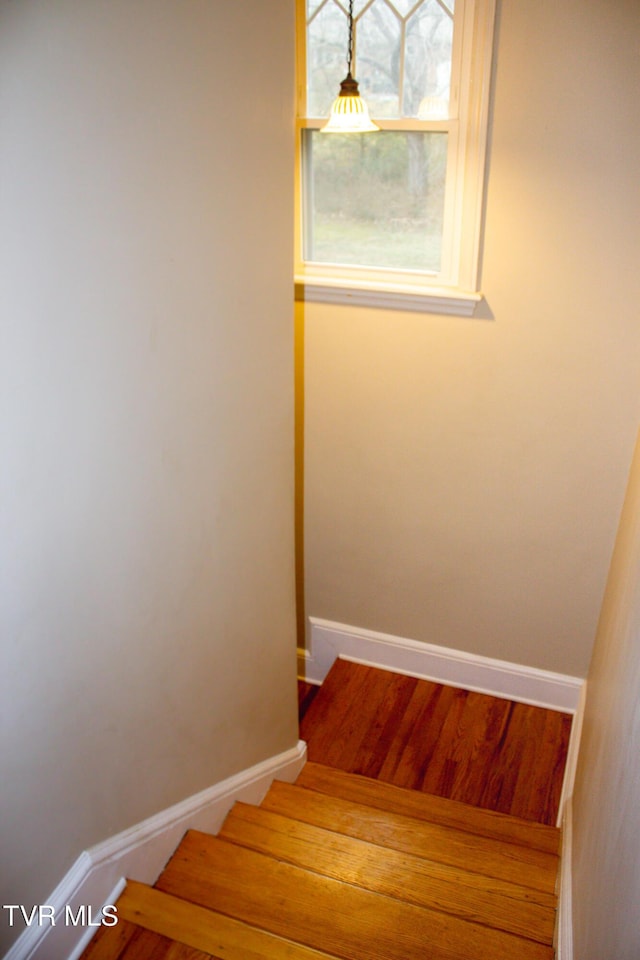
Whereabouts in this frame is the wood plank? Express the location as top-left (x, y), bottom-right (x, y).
top-left (301, 660), bottom-right (571, 825)
top-left (299, 658), bottom-right (365, 760)
top-left (262, 781), bottom-right (559, 892)
top-left (545, 710), bottom-right (572, 821)
top-left (157, 831), bottom-right (554, 960)
top-left (85, 924), bottom-right (210, 960)
top-left (165, 943), bottom-right (218, 960)
top-left (512, 708), bottom-right (572, 825)
top-left (220, 801), bottom-right (556, 944)
top-left (321, 665), bottom-right (394, 771)
top-left (369, 676), bottom-right (439, 785)
top-left (298, 681), bottom-right (319, 722)
top-left (327, 667), bottom-right (395, 770)
top-left (478, 701), bottom-right (529, 816)
top-left (114, 927), bottom-right (175, 960)
top-left (296, 763), bottom-right (561, 854)
top-left (439, 691), bottom-right (513, 809)
top-left (136, 930), bottom-right (212, 960)
top-left (351, 672), bottom-right (419, 780)
top-left (418, 686), bottom-right (470, 797)
top-left (80, 919), bottom-right (139, 959)
top-left (117, 880), bottom-right (340, 960)
top-left (380, 681), bottom-right (458, 790)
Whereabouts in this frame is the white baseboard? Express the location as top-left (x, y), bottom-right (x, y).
top-left (5, 741), bottom-right (307, 960)
top-left (555, 679), bottom-right (587, 826)
top-left (555, 796), bottom-right (574, 960)
top-left (305, 618), bottom-right (584, 712)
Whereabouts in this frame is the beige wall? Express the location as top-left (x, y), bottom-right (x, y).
top-left (0, 1), bottom-right (296, 952)
top-left (301, 0), bottom-right (640, 676)
top-left (572, 430), bottom-right (640, 956)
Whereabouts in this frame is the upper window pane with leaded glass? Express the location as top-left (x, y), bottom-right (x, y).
top-left (305, 0), bottom-right (455, 120)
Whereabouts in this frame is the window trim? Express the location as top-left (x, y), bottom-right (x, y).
top-left (294, 0), bottom-right (496, 316)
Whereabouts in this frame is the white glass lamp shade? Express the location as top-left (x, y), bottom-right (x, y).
top-left (321, 73), bottom-right (379, 134)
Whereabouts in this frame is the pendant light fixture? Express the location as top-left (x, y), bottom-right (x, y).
top-left (321, 0), bottom-right (379, 133)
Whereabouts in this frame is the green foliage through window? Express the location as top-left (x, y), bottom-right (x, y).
top-left (304, 130), bottom-right (447, 272)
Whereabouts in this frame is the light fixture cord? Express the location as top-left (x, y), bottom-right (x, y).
top-left (347, 0), bottom-right (354, 75)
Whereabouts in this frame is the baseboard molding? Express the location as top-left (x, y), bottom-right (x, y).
top-left (297, 645), bottom-right (321, 684)
top-left (304, 618), bottom-right (584, 713)
top-left (5, 741), bottom-right (307, 960)
top-left (556, 679), bottom-right (587, 826)
top-left (555, 795), bottom-right (574, 960)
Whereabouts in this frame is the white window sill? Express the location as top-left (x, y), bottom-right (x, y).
top-left (294, 276), bottom-right (482, 317)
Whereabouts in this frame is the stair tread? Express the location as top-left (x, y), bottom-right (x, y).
top-left (297, 762), bottom-right (560, 854)
top-left (262, 780), bottom-right (559, 892)
top-left (97, 926), bottom-right (214, 959)
top-left (112, 879), bottom-right (342, 960)
top-left (81, 918), bottom-right (216, 959)
top-left (80, 918), bottom-right (140, 959)
top-left (219, 801), bottom-right (556, 944)
top-left (156, 829), bottom-right (554, 960)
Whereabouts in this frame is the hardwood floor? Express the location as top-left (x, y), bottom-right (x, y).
top-left (83, 659), bottom-right (567, 958)
top-left (299, 658), bottom-right (572, 826)
top-left (298, 679), bottom-right (319, 719)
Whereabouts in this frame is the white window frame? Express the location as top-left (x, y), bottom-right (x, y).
top-left (294, 0), bottom-right (496, 316)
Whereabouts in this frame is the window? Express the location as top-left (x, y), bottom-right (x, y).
top-left (295, 0), bottom-right (496, 315)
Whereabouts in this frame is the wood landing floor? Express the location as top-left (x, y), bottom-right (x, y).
top-left (299, 658), bottom-right (572, 826)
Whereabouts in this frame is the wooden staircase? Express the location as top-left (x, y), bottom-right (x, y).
top-left (84, 762), bottom-right (560, 960)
